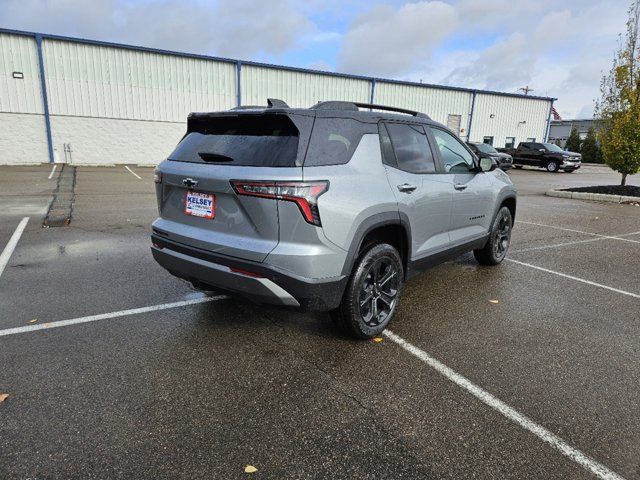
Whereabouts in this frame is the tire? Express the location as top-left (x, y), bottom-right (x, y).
top-left (546, 160), bottom-right (559, 172)
top-left (332, 243), bottom-right (404, 339)
top-left (474, 206), bottom-right (513, 266)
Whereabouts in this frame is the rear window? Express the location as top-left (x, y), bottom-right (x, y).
top-left (304, 117), bottom-right (375, 166)
top-left (169, 115), bottom-right (299, 167)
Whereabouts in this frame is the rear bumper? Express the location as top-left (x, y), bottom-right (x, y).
top-left (151, 235), bottom-right (347, 311)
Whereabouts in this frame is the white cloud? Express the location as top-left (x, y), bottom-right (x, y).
top-left (0, 0), bottom-right (631, 117)
top-left (337, 1), bottom-right (458, 76)
top-left (389, 0), bottom-right (628, 118)
top-left (0, 0), bottom-right (310, 59)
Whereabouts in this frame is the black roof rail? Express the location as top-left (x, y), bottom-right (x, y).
top-left (310, 100), bottom-right (430, 119)
top-left (353, 102), bottom-right (430, 119)
top-left (230, 105), bottom-right (267, 111)
top-left (311, 101), bottom-right (359, 111)
top-left (267, 98), bottom-right (290, 108)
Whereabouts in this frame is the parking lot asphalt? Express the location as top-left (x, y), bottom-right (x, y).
top-left (1, 164), bottom-right (639, 479)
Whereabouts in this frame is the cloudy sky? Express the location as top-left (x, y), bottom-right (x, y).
top-left (0, 0), bottom-right (631, 118)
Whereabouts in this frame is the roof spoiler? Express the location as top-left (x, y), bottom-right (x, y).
top-left (311, 101), bottom-right (430, 119)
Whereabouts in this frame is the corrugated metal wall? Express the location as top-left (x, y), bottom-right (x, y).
top-left (0, 33), bottom-right (50, 164)
top-left (375, 82), bottom-right (473, 131)
top-left (42, 39), bottom-right (237, 121)
top-left (0, 30), bottom-right (555, 164)
top-left (241, 65), bottom-right (371, 107)
top-left (0, 32), bottom-right (43, 113)
top-left (471, 93), bottom-right (551, 147)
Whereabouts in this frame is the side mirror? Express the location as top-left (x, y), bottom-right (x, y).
top-left (479, 157), bottom-right (496, 172)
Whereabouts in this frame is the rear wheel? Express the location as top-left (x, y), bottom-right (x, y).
top-left (474, 206), bottom-right (512, 265)
top-left (546, 160), bottom-right (559, 172)
top-left (332, 243), bottom-right (403, 339)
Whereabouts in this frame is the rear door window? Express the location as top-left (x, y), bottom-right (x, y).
top-left (169, 115), bottom-right (299, 167)
top-left (304, 117), bottom-right (373, 166)
top-left (384, 123), bottom-right (436, 174)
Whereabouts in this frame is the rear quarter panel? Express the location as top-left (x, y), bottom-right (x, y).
top-left (302, 133), bottom-right (398, 254)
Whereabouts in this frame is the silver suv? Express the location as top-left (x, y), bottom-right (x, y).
top-left (151, 99), bottom-right (516, 338)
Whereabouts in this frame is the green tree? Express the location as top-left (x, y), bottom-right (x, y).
top-left (580, 127), bottom-right (603, 163)
top-left (565, 125), bottom-right (582, 153)
top-left (595, 0), bottom-right (640, 186)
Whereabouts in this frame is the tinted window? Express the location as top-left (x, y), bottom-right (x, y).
top-left (542, 143), bottom-right (564, 152)
top-left (378, 123), bottom-right (397, 167)
top-left (170, 115), bottom-right (299, 167)
top-left (304, 117), bottom-right (371, 166)
top-left (431, 128), bottom-right (476, 173)
top-left (385, 123), bottom-right (435, 174)
top-left (475, 143), bottom-right (498, 154)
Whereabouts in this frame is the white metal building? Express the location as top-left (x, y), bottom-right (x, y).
top-left (0, 29), bottom-right (555, 165)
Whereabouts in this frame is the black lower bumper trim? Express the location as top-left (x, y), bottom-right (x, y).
top-left (151, 234), bottom-right (347, 311)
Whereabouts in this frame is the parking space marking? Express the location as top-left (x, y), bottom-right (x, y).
top-left (383, 329), bottom-right (626, 480)
top-left (47, 164), bottom-right (57, 180)
top-left (517, 221), bottom-right (640, 244)
top-left (511, 237), bottom-right (605, 253)
top-left (0, 296), bottom-right (227, 338)
top-left (0, 217), bottom-right (29, 278)
top-left (124, 165), bottom-right (142, 180)
top-left (506, 259), bottom-right (640, 299)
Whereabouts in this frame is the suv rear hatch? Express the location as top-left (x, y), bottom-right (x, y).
top-left (153, 111), bottom-right (313, 263)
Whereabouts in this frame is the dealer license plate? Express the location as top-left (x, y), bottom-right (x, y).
top-left (185, 191), bottom-right (215, 219)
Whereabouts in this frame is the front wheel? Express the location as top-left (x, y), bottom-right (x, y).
top-left (546, 160), bottom-right (559, 172)
top-left (474, 206), bottom-right (513, 265)
top-left (332, 243), bottom-right (404, 339)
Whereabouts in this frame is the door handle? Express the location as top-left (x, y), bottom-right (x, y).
top-left (397, 183), bottom-right (417, 193)
top-left (454, 183), bottom-right (468, 191)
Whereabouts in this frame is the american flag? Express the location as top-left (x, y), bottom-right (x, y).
top-left (551, 106), bottom-right (561, 120)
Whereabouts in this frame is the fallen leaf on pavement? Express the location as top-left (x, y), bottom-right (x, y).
top-left (28, 319), bottom-right (38, 324)
top-left (373, 337), bottom-right (383, 343)
top-left (489, 299), bottom-right (499, 304)
top-left (244, 465), bottom-right (258, 473)
top-left (0, 393), bottom-right (9, 403)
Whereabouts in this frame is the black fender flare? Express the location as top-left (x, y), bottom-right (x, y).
top-left (340, 211), bottom-right (412, 277)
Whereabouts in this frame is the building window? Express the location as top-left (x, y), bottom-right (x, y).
top-left (505, 137), bottom-right (515, 148)
top-left (526, 137), bottom-right (536, 142)
top-left (483, 136), bottom-right (494, 145)
top-left (447, 114), bottom-right (462, 136)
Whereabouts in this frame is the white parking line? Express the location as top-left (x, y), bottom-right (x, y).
top-left (0, 295), bottom-right (227, 338)
top-left (517, 221), bottom-right (640, 244)
top-left (47, 164), bottom-right (57, 180)
top-left (383, 330), bottom-right (626, 480)
top-left (0, 217), bottom-right (29, 278)
top-left (510, 237), bottom-right (605, 253)
top-left (124, 165), bottom-right (142, 180)
top-left (506, 259), bottom-right (640, 299)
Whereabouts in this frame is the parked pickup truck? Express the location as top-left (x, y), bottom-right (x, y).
top-left (498, 142), bottom-right (581, 172)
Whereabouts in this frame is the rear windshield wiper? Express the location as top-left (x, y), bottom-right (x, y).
top-left (198, 152), bottom-right (235, 163)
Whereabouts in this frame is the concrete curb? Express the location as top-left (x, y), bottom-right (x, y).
top-left (546, 189), bottom-right (640, 204)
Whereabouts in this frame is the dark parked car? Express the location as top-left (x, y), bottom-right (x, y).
top-left (467, 142), bottom-right (513, 171)
top-left (498, 142), bottom-right (581, 172)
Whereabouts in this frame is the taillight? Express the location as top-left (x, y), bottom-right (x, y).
top-left (231, 180), bottom-right (329, 226)
top-left (154, 172), bottom-right (163, 184)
